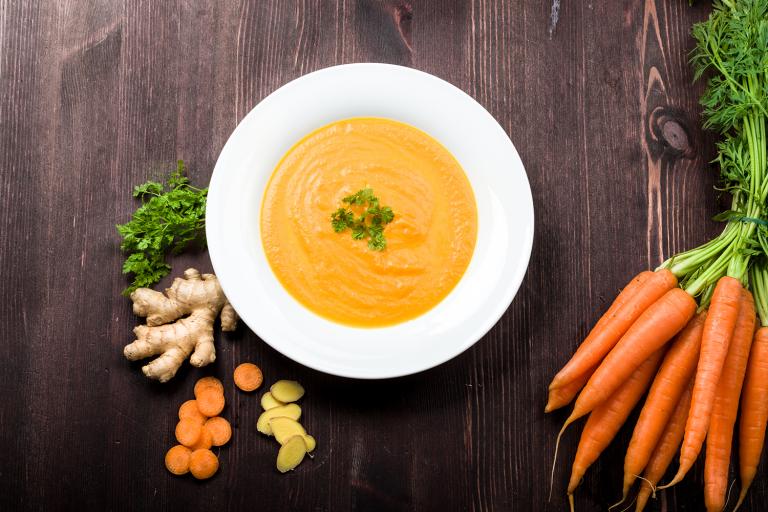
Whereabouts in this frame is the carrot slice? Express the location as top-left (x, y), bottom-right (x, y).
top-left (189, 423), bottom-right (214, 451)
top-left (165, 445), bottom-right (192, 475)
top-left (189, 449), bottom-right (219, 480)
top-left (194, 376), bottom-right (224, 397)
top-left (196, 388), bottom-right (225, 417)
top-left (175, 418), bottom-right (203, 447)
top-left (233, 363), bottom-right (263, 392)
top-left (178, 399), bottom-right (207, 424)
top-left (205, 417), bottom-right (232, 447)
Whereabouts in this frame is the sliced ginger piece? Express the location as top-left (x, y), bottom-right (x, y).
top-left (175, 418), bottom-right (203, 447)
top-left (189, 449), bottom-right (219, 480)
top-left (261, 392), bottom-right (285, 411)
top-left (196, 388), bottom-right (225, 417)
top-left (165, 445), bottom-right (192, 475)
top-left (277, 435), bottom-right (307, 473)
top-left (269, 416), bottom-right (306, 443)
top-left (189, 424), bottom-right (213, 450)
top-left (178, 399), bottom-right (207, 424)
top-left (270, 380), bottom-right (305, 403)
top-left (270, 380), bottom-right (304, 403)
top-left (123, 269), bottom-right (238, 382)
top-left (233, 363), bottom-right (263, 392)
top-left (257, 404), bottom-right (301, 435)
top-left (204, 417), bottom-right (232, 446)
top-left (269, 417), bottom-right (316, 452)
top-left (194, 376), bottom-right (224, 397)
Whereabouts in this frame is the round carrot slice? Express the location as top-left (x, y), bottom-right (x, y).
top-left (233, 363), bottom-right (263, 392)
top-left (175, 418), bottom-right (203, 447)
top-left (196, 388), bottom-right (225, 417)
top-left (205, 417), bottom-right (232, 446)
top-left (190, 423), bottom-right (213, 450)
top-left (189, 449), bottom-right (219, 480)
top-left (178, 399), bottom-right (207, 423)
top-left (194, 376), bottom-right (224, 397)
top-left (165, 445), bottom-right (192, 475)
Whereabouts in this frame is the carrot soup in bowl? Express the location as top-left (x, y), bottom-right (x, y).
top-left (206, 63), bottom-right (533, 378)
top-left (261, 117), bottom-right (477, 327)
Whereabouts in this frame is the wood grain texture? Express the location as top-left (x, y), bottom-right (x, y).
top-left (0, 0), bottom-right (764, 510)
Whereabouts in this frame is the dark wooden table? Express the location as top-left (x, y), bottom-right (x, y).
top-left (2, 1), bottom-right (766, 510)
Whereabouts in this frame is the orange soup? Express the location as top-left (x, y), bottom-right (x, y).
top-left (261, 117), bottom-right (477, 327)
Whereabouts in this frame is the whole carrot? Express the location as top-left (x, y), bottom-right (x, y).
top-left (545, 363), bottom-right (596, 413)
top-left (550, 270), bottom-right (674, 392)
top-left (661, 276), bottom-right (743, 489)
top-left (566, 287), bottom-right (696, 426)
top-left (704, 289), bottom-right (755, 512)
top-left (550, 287), bottom-right (695, 497)
top-left (619, 311), bottom-right (706, 502)
top-left (734, 327), bottom-right (768, 510)
top-left (566, 349), bottom-right (665, 510)
top-left (635, 378), bottom-right (693, 512)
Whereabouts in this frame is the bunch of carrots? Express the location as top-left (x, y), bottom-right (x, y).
top-left (547, 2), bottom-right (768, 511)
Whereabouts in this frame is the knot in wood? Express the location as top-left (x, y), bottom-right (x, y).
top-left (649, 107), bottom-right (694, 159)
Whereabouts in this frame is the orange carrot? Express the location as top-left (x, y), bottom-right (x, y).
top-left (550, 270), bottom-right (674, 391)
top-left (233, 362), bottom-right (264, 392)
top-left (194, 376), bottom-right (224, 397)
top-left (189, 423), bottom-right (214, 451)
top-left (545, 363), bottom-right (597, 413)
top-left (620, 312), bottom-right (706, 501)
top-left (705, 290), bottom-right (755, 512)
top-left (175, 418), bottom-right (203, 447)
top-left (205, 417), bottom-right (232, 447)
top-left (566, 349), bottom-right (665, 508)
top-left (662, 276), bottom-right (743, 489)
top-left (165, 445), bottom-right (192, 475)
top-left (734, 327), bottom-right (768, 510)
top-left (178, 399), bottom-right (207, 424)
top-left (196, 388), bottom-right (225, 417)
top-left (189, 449), bottom-right (219, 480)
top-left (551, 287), bottom-right (695, 497)
top-left (635, 378), bottom-right (693, 512)
top-left (567, 287), bottom-right (696, 425)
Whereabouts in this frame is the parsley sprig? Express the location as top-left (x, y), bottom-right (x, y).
top-left (331, 188), bottom-right (395, 251)
top-left (117, 161), bottom-right (208, 294)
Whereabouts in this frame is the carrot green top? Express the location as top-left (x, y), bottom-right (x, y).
top-left (657, 0), bottom-right (768, 308)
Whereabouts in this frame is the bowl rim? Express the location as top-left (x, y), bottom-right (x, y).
top-left (206, 63), bottom-right (534, 379)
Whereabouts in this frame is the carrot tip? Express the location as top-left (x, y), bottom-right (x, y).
top-left (619, 496), bottom-right (637, 512)
top-left (733, 493), bottom-right (746, 512)
top-left (654, 478), bottom-right (678, 491)
top-left (568, 493), bottom-right (575, 512)
top-left (723, 479), bottom-right (737, 511)
top-left (549, 416), bottom-right (574, 502)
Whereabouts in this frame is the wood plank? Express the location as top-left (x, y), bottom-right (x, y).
top-left (0, 1), bottom-right (765, 510)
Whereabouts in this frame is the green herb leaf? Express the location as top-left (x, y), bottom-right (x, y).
top-left (331, 188), bottom-right (395, 251)
top-left (116, 160), bottom-right (208, 295)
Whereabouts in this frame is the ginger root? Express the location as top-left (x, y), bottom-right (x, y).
top-left (124, 268), bottom-right (238, 382)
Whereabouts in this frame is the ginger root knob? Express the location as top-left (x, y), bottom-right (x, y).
top-left (124, 268), bottom-right (238, 382)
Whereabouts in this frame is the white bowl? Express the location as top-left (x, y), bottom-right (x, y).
top-left (207, 63), bottom-right (533, 379)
